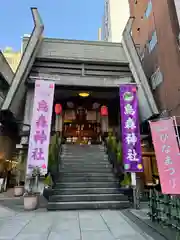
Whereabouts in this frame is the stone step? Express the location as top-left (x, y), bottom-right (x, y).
top-left (61, 157), bottom-right (108, 161)
top-left (62, 149), bottom-right (105, 152)
top-left (55, 181), bottom-right (119, 188)
top-left (47, 145), bottom-right (131, 211)
top-left (50, 193), bottom-right (128, 202)
top-left (60, 163), bottom-right (110, 168)
top-left (60, 165), bottom-right (111, 171)
top-left (52, 187), bottom-right (120, 195)
top-left (59, 168), bottom-right (112, 173)
top-left (61, 155), bottom-right (108, 159)
top-left (59, 172), bottom-right (114, 177)
top-left (62, 150), bottom-right (105, 153)
top-left (47, 200), bottom-right (131, 210)
top-left (62, 146), bottom-right (103, 150)
top-left (58, 175), bottom-right (116, 182)
top-left (62, 153), bottom-right (105, 155)
top-left (61, 160), bottom-right (108, 165)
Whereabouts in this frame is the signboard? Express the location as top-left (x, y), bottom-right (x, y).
top-left (149, 118), bottom-right (180, 194)
top-left (119, 84), bottom-right (143, 172)
top-left (27, 80), bottom-right (55, 175)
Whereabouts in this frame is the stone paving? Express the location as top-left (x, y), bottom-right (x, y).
top-left (0, 205), bottom-right (155, 240)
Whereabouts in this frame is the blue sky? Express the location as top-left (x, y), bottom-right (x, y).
top-left (0, 0), bottom-right (104, 51)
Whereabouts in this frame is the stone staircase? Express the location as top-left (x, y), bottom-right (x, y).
top-left (47, 144), bottom-right (131, 210)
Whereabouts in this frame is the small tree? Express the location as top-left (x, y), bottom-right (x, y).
top-left (120, 173), bottom-right (131, 187)
top-left (48, 134), bottom-right (59, 174)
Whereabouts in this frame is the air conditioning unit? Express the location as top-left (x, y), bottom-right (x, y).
top-left (150, 68), bottom-right (163, 90)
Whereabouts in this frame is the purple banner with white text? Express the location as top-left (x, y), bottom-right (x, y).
top-left (119, 84), bottom-right (143, 172)
top-left (27, 80), bottom-right (55, 175)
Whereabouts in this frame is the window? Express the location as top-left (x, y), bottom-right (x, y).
top-left (148, 31), bottom-right (157, 53)
top-left (150, 68), bottom-right (163, 90)
top-left (144, 0), bottom-right (152, 18)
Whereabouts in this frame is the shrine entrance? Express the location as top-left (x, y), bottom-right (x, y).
top-left (63, 104), bottom-right (101, 144)
top-left (53, 86), bottom-right (120, 144)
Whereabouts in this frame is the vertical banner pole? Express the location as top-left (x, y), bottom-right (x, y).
top-left (131, 172), bottom-right (137, 209)
top-left (119, 84), bottom-right (143, 209)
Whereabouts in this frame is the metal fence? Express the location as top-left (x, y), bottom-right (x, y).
top-left (148, 188), bottom-right (180, 233)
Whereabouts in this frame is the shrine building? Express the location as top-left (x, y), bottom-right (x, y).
top-left (0, 8), bottom-right (159, 145)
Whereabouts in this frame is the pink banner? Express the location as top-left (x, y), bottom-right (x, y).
top-left (149, 118), bottom-right (180, 194)
top-left (27, 80), bottom-right (55, 175)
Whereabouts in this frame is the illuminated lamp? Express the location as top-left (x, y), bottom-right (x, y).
top-left (100, 105), bottom-right (108, 116)
top-left (55, 104), bottom-right (62, 115)
top-left (78, 92), bottom-right (89, 97)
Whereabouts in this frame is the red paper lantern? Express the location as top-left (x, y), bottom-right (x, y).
top-left (100, 105), bottom-right (108, 116)
top-left (132, 87), bottom-right (137, 92)
top-left (55, 104), bottom-right (62, 115)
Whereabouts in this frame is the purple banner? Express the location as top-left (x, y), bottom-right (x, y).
top-left (119, 84), bottom-right (143, 172)
top-left (27, 80), bottom-right (55, 175)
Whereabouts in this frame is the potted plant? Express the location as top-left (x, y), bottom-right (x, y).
top-left (14, 152), bottom-right (25, 197)
top-left (23, 166), bottom-right (40, 211)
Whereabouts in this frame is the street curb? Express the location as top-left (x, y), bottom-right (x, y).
top-left (122, 209), bottom-right (176, 240)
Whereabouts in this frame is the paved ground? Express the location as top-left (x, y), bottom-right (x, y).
top-left (0, 191), bottom-right (163, 240)
top-left (0, 205), bottom-right (155, 240)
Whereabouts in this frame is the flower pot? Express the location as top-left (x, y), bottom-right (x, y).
top-left (43, 187), bottom-right (52, 200)
top-left (14, 186), bottom-right (24, 197)
top-left (23, 194), bottom-right (39, 210)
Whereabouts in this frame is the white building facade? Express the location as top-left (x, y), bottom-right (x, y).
top-left (102, 0), bottom-right (130, 42)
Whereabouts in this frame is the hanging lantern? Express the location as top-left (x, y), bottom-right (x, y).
top-left (100, 105), bottom-right (108, 116)
top-left (55, 104), bottom-right (62, 115)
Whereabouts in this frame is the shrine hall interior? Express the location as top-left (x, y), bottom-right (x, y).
top-left (51, 86), bottom-right (120, 144)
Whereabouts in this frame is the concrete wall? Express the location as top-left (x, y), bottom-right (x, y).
top-left (23, 38), bottom-right (129, 64)
top-left (130, 0), bottom-right (180, 119)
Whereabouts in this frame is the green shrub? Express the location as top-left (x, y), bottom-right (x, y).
top-left (120, 173), bottom-right (131, 186)
top-left (48, 134), bottom-right (60, 172)
top-left (116, 141), bottom-right (122, 164)
top-left (107, 130), bottom-right (117, 152)
top-left (44, 174), bottom-right (53, 187)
